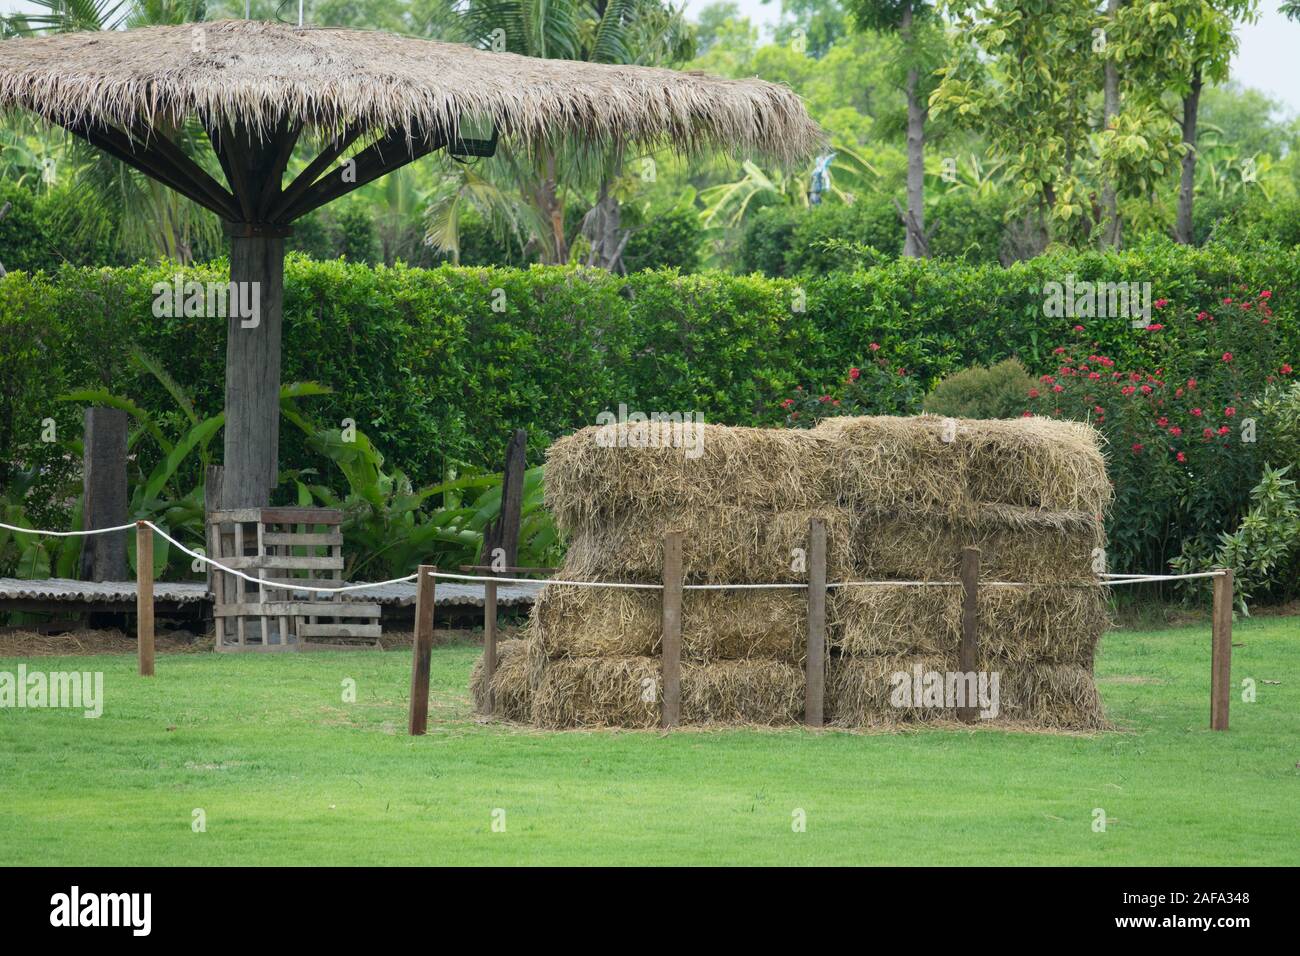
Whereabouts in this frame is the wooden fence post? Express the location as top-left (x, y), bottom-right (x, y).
top-left (661, 532), bottom-right (683, 729)
top-left (408, 565), bottom-right (435, 736)
top-left (483, 575), bottom-right (498, 716)
top-left (805, 518), bottom-right (827, 727)
top-left (958, 547), bottom-right (980, 723)
top-left (1210, 568), bottom-right (1234, 731)
top-left (136, 521), bottom-right (155, 677)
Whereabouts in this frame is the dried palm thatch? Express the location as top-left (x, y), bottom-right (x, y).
top-left (531, 656), bottom-right (804, 728)
top-left (826, 655), bottom-right (1108, 730)
top-left (532, 584), bottom-right (805, 662)
top-left (469, 639), bottom-right (532, 721)
top-left (855, 505), bottom-right (1105, 583)
top-left (830, 582), bottom-right (1109, 664)
top-left (544, 423), bottom-right (836, 530)
top-left (0, 20), bottom-right (823, 165)
top-left (561, 505), bottom-right (856, 585)
top-left (815, 415), bottom-right (1111, 516)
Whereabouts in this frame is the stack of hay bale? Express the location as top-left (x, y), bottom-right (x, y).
top-left (471, 414), bottom-right (1112, 730)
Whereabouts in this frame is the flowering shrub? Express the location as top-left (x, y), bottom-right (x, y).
top-left (1026, 287), bottom-right (1295, 583)
top-left (777, 346), bottom-right (923, 427)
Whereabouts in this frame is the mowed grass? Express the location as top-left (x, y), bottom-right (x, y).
top-left (0, 616), bottom-right (1296, 866)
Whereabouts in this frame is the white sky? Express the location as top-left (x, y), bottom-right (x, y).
top-left (3, 0), bottom-right (1298, 116)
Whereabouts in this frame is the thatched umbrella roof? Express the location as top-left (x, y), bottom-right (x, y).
top-left (0, 19), bottom-right (823, 164)
top-left (0, 19), bottom-right (823, 512)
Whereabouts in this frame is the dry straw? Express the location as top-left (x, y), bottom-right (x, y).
top-left (830, 582), bottom-right (1109, 664)
top-left (0, 20), bottom-right (823, 165)
top-left (826, 656), bottom-right (1108, 730)
top-left (531, 657), bottom-right (804, 728)
top-left (532, 585), bottom-right (806, 662)
top-left (561, 504), bottom-right (856, 584)
top-left (469, 638), bottom-right (532, 722)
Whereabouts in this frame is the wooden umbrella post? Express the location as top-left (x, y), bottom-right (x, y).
top-left (136, 521), bottom-right (155, 677)
top-left (1210, 569), bottom-right (1234, 731)
top-left (408, 565), bottom-right (436, 736)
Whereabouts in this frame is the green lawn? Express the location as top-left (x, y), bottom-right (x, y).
top-left (1, 616), bottom-right (1296, 866)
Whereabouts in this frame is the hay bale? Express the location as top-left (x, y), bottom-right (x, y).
top-left (532, 584), bottom-right (806, 662)
top-left (855, 505), bottom-right (1104, 583)
top-left (826, 655), bottom-right (1107, 730)
top-left (815, 415), bottom-right (1111, 515)
top-left (530, 656), bottom-right (805, 728)
top-left (830, 582), bottom-right (1109, 664)
top-left (562, 504), bottom-right (856, 584)
top-left (544, 422), bottom-right (835, 529)
top-left (469, 639), bottom-right (532, 721)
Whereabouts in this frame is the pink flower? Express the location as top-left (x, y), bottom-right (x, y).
top-left (780, 398), bottom-right (795, 409)
top-left (1218, 426), bottom-right (1230, 436)
top-left (1224, 406), bottom-right (1236, 417)
top-left (1191, 408), bottom-right (1203, 417)
top-left (1203, 428), bottom-right (1214, 439)
top-left (1156, 417), bottom-right (1169, 427)
top-left (1169, 426), bottom-right (1182, 437)
top-left (1140, 385), bottom-right (1152, 395)
top-left (1196, 311), bottom-right (1209, 322)
top-left (849, 367), bottom-right (861, 381)
top-left (1053, 346), bottom-right (1067, 355)
top-left (1222, 353), bottom-right (1233, 363)
top-left (869, 343), bottom-right (881, 352)
top-left (1223, 297), bottom-right (1233, 305)
top-left (1260, 290), bottom-right (1272, 299)
top-left (1040, 374), bottom-right (1055, 384)
top-left (1154, 299), bottom-right (1168, 309)
top-left (1177, 452), bottom-right (1187, 463)
top-left (1088, 372), bottom-right (1101, 381)
top-left (1052, 384), bottom-right (1064, 393)
top-left (1021, 410), bottom-right (1032, 418)
top-left (819, 394), bottom-right (832, 404)
top-left (1028, 388), bottom-right (1040, 399)
top-left (1282, 364), bottom-right (1294, 375)
top-left (1131, 443), bottom-right (1144, 455)
top-left (1145, 323), bottom-right (1165, 331)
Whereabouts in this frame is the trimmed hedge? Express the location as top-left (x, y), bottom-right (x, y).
top-left (3, 240), bottom-right (1297, 495)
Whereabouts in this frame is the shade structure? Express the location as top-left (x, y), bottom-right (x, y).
top-left (0, 20), bottom-right (823, 507)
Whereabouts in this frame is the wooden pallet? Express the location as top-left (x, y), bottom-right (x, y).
top-left (207, 507), bottom-right (381, 651)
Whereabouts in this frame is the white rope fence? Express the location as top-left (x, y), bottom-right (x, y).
top-left (1, 519), bottom-right (1230, 592)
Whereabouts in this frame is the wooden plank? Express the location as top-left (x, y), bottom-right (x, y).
top-left (263, 532), bottom-right (343, 547)
top-left (408, 565), bottom-right (436, 735)
top-left (958, 547), bottom-right (980, 723)
top-left (81, 407), bottom-right (130, 582)
top-left (661, 532), bottom-right (683, 729)
top-left (136, 522), bottom-right (155, 677)
top-left (804, 518), bottom-right (827, 727)
top-left (214, 555), bottom-right (345, 571)
top-left (297, 623), bottom-right (383, 639)
top-left (281, 127), bottom-right (446, 221)
top-left (259, 507), bottom-right (344, 526)
top-left (265, 121), bottom-right (368, 222)
top-left (1211, 569), bottom-right (1234, 731)
top-left (213, 601), bottom-right (379, 618)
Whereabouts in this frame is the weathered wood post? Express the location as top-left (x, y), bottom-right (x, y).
top-left (958, 547), bottom-right (980, 723)
top-left (81, 407), bottom-right (130, 582)
top-left (480, 430), bottom-right (526, 716)
top-left (660, 532), bottom-right (683, 729)
top-left (408, 565), bottom-right (436, 735)
top-left (221, 226), bottom-right (286, 509)
top-left (136, 521), bottom-right (155, 677)
top-left (1210, 568), bottom-right (1234, 731)
top-left (805, 518), bottom-right (827, 727)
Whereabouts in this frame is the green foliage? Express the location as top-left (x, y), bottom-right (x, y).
top-left (922, 358), bottom-right (1035, 419)
top-left (778, 349), bottom-right (924, 426)
top-left (623, 206), bottom-right (703, 273)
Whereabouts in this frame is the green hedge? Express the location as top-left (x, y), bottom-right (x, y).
top-left (3, 238), bottom-right (1297, 500)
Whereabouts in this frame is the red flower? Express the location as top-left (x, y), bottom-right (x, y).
top-left (1052, 384), bottom-right (1064, 393)
top-left (1176, 452), bottom-right (1187, 463)
top-left (1121, 386), bottom-right (1136, 396)
top-left (781, 398), bottom-right (795, 409)
top-left (1196, 311), bottom-right (1209, 322)
top-left (1040, 374), bottom-right (1055, 384)
top-left (1094, 406), bottom-right (1105, 415)
top-left (849, 367), bottom-right (861, 381)
top-left (1187, 378), bottom-right (1197, 389)
top-left (1021, 410), bottom-right (1032, 418)
top-left (1223, 297), bottom-right (1233, 305)
top-left (1260, 290), bottom-right (1272, 299)
top-left (1203, 428), bottom-right (1214, 439)
top-left (1073, 325), bottom-right (1084, 332)
top-left (1283, 364), bottom-right (1294, 375)
top-left (1140, 385), bottom-right (1152, 395)
top-left (1224, 406), bottom-right (1236, 417)
top-left (1222, 353), bottom-right (1233, 363)
top-left (869, 342), bottom-right (881, 352)
top-left (819, 394), bottom-right (832, 404)
top-left (1218, 426), bottom-right (1230, 436)
top-left (1145, 323), bottom-right (1165, 331)
top-left (1169, 426), bottom-right (1182, 437)
top-left (1191, 408), bottom-right (1203, 417)
top-left (1131, 443), bottom-right (1144, 455)
top-left (1156, 417), bottom-right (1168, 427)
top-left (1088, 372), bottom-right (1101, 380)
top-left (1154, 299), bottom-right (1168, 309)
top-left (1053, 346), bottom-right (1066, 355)
top-left (1175, 388), bottom-right (1185, 398)
top-left (1028, 388), bottom-right (1041, 399)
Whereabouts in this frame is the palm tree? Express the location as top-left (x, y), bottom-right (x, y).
top-left (427, 0), bottom-right (695, 267)
top-left (2, 1), bottom-right (220, 264)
